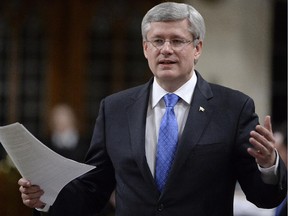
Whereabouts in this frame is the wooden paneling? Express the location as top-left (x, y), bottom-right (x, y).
top-left (43, 0), bottom-right (98, 133)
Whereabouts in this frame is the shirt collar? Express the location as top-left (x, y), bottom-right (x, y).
top-left (151, 71), bottom-right (197, 108)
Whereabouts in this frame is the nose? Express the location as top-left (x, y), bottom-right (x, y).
top-left (160, 41), bottom-right (174, 53)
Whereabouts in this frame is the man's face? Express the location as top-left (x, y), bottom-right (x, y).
top-left (143, 19), bottom-right (202, 91)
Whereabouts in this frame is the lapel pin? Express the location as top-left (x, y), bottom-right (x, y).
top-left (199, 106), bottom-right (205, 112)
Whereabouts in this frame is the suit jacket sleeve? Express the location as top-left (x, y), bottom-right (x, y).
top-left (234, 97), bottom-right (287, 208)
top-left (48, 100), bottom-right (116, 216)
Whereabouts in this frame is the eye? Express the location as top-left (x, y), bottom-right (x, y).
top-left (152, 39), bottom-right (164, 46)
top-left (171, 39), bottom-right (185, 47)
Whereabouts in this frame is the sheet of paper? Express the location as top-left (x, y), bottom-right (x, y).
top-left (0, 122), bottom-right (95, 206)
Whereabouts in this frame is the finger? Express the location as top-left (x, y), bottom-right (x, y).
top-left (18, 178), bottom-right (31, 187)
top-left (247, 146), bottom-right (276, 168)
top-left (20, 187), bottom-right (44, 198)
top-left (249, 139), bottom-right (269, 158)
top-left (254, 125), bottom-right (274, 142)
top-left (250, 131), bottom-right (274, 152)
top-left (23, 198), bottom-right (45, 208)
top-left (247, 147), bottom-right (264, 159)
top-left (20, 187), bottom-right (45, 209)
top-left (251, 125), bottom-right (276, 151)
top-left (21, 191), bottom-right (44, 200)
top-left (246, 147), bottom-right (268, 166)
top-left (253, 116), bottom-right (274, 143)
top-left (19, 185), bottom-right (42, 194)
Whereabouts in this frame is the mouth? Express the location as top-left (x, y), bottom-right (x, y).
top-left (158, 59), bottom-right (177, 66)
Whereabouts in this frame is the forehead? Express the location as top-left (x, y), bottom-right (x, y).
top-left (147, 19), bottom-right (191, 38)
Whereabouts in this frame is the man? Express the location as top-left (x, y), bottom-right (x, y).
top-left (19, 2), bottom-right (286, 216)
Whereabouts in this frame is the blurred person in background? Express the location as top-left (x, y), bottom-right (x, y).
top-left (46, 104), bottom-right (89, 162)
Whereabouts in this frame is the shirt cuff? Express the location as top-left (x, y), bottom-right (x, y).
top-left (36, 204), bottom-right (50, 212)
top-left (257, 149), bottom-right (279, 184)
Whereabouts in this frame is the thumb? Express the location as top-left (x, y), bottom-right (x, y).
top-left (264, 115), bottom-right (272, 132)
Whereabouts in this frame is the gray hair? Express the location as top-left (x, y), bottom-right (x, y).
top-left (141, 2), bottom-right (206, 43)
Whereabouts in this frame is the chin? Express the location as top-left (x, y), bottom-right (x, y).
top-left (157, 69), bottom-right (178, 77)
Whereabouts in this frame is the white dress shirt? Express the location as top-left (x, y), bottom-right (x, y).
top-left (145, 72), bottom-right (197, 176)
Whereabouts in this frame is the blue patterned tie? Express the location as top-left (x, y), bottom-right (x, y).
top-left (155, 93), bottom-right (179, 192)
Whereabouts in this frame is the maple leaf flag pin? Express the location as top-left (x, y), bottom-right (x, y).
top-left (199, 106), bottom-right (205, 112)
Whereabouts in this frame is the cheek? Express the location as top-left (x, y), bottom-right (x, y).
top-left (147, 56), bottom-right (156, 72)
top-left (179, 53), bottom-right (193, 65)
top-left (184, 52), bottom-right (196, 65)
top-left (145, 50), bottom-right (157, 64)
top-left (143, 43), bottom-right (156, 59)
top-left (143, 51), bottom-right (156, 72)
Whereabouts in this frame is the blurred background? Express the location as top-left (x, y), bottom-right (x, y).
top-left (0, 0), bottom-right (286, 215)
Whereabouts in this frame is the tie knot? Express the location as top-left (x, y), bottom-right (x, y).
top-left (163, 93), bottom-right (179, 108)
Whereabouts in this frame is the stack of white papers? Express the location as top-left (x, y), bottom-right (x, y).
top-left (0, 122), bottom-right (95, 206)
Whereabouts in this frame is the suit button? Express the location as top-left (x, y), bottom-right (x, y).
top-left (157, 203), bottom-right (164, 211)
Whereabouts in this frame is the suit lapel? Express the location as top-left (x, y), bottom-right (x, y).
top-left (179, 72), bottom-right (214, 151)
top-left (165, 72), bottom-right (214, 190)
top-left (126, 80), bottom-right (156, 187)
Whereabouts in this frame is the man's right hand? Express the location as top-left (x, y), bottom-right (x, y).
top-left (18, 178), bottom-right (46, 208)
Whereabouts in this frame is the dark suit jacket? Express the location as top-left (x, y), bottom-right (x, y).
top-left (49, 71), bottom-right (287, 216)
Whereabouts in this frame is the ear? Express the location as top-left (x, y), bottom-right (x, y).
top-left (194, 40), bottom-right (203, 61)
top-left (143, 41), bottom-right (148, 59)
